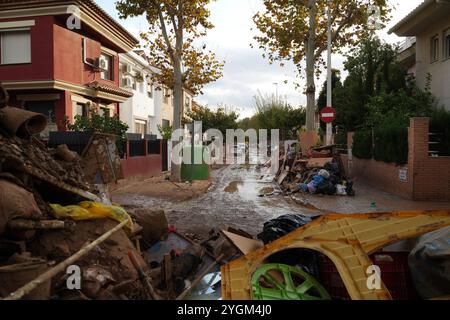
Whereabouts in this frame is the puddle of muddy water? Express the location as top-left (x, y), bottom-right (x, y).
top-left (224, 181), bottom-right (243, 193)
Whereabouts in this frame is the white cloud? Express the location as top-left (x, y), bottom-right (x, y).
top-left (97, 0), bottom-right (424, 118)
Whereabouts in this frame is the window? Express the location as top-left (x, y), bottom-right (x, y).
top-left (147, 83), bottom-right (153, 98)
top-left (100, 53), bottom-right (113, 80)
top-left (431, 35), bottom-right (439, 63)
top-left (162, 119), bottom-right (170, 128)
top-left (163, 88), bottom-right (170, 103)
top-left (25, 101), bottom-right (55, 122)
top-left (185, 96), bottom-right (192, 112)
top-left (445, 29), bottom-right (450, 59)
top-left (1, 30), bottom-right (31, 65)
top-left (135, 120), bottom-right (147, 136)
top-left (75, 103), bottom-right (88, 117)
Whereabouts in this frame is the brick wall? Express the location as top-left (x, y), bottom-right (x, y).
top-left (343, 154), bottom-right (413, 199)
top-left (345, 117), bottom-right (450, 201)
top-left (409, 118), bottom-right (450, 201)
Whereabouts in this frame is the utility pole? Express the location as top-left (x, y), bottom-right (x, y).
top-left (273, 82), bottom-right (279, 104)
top-left (326, 0), bottom-right (333, 146)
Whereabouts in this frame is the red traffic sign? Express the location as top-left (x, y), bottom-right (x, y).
top-left (320, 106), bottom-right (336, 123)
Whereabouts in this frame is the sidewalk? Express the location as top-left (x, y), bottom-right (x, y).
top-left (294, 181), bottom-right (450, 214)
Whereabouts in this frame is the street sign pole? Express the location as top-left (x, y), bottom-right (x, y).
top-left (326, 0), bottom-right (333, 146)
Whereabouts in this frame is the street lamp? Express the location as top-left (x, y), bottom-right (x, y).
top-left (326, 0), bottom-right (333, 146)
top-left (273, 82), bottom-right (279, 103)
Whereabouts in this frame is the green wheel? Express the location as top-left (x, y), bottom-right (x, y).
top-left (251, 263), bottom-right (331, 300)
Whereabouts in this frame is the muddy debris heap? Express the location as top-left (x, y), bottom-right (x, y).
top-left (0, 86), bottom-right (241, 300)
top-left (274, 142), bottom-right (355, 197)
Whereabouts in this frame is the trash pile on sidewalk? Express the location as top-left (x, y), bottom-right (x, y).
top-left (276, 143), bottom-right (355, 196)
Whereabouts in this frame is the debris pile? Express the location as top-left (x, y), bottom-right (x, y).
top-left (0, 88), bottom-right (146, 300)
top-left (0, 86), bottom-right (255, 301)
top-left (276, 143), bottom-right (355, 197)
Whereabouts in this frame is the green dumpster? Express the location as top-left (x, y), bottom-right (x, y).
top-left (180, 146), bottom-right (210, 181)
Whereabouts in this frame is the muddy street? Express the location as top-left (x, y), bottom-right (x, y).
top-left (113, 164), bottom-right (319, 237)
top-left (113, 161), bottom-right (450, 239)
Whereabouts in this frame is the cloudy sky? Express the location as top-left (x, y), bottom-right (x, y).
top-left (96, 0), bottom-right (423, 118)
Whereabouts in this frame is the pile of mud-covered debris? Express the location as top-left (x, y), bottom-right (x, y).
top-left (0, 86), bottom-right (146, 300)
top-left (0, 86), bottom-right (242, 300)
top-left (275, 143), bottom-right (355, 197)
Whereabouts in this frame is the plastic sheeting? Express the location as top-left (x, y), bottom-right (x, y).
top-left (408, 227), bottom-right (450, 299)
top-left (257, 214), bottom-right (315, 244)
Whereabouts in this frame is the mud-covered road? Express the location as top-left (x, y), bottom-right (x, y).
top-left (113, 161), bottom-right (450, 238)
top-left (113, 164), bottom-right (318, 237)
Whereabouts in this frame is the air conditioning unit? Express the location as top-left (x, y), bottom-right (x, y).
top-left (95, 56), bottom-right (108, 70)
top-left (122, 76), bottom-right (133, 88)
top-left (122, 63), bottom-right (133, 74)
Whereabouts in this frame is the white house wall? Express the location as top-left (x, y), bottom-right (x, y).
top-left (415, 18), bottom-right (450, 110)
top-left (119, 52), bottom-right (160, 136)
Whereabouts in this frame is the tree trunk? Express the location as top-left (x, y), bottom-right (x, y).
top-left (171, 17), bottom-right (184, 182)
top-left (305, 0), bottom-right (317, 132)
top-left (171, 57), bottom-right (183, 182)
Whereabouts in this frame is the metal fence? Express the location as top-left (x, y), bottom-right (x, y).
top-left (49, 132), bottom-right (163, 159)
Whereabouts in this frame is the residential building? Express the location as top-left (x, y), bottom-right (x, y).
top-left (0, 0), bottom-right (138, 137)
top-left (390, 0), bottom-right (450, 110)
top-left (160, 85), bottom-right (173, 128)
top-left (119, 50), bottom-right (162, 138)
top-left (397, 36), bottom-right (417, 77)
top-left (160, 86), bottom-right (195, 128)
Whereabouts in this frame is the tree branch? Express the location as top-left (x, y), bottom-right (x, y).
top-left (151, 0), bottom-right (175, 63)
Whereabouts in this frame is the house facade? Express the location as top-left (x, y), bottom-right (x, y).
top-left (0, 0), bottom-right (138, 137)
top-left (119, 50), bottom-right (162, 138)
top-left (390, 0), bottom-right (450, 110)
top-left (160, 86), bottom-right (195, 128)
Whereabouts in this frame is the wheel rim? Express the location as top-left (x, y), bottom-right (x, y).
top-left (251, 263), bottom-right (331, 300)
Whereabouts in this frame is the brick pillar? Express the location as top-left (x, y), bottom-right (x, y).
top-left (409, 117), bottom-right (430, 200)
top-left (409, 117), bottom-right (430, 162)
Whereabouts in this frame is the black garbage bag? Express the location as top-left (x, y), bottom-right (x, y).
top-left (257, 214), bottom-right (315, 244)
top-left (316, 181), bottom-right (336, 195)
top-left (324, 162), bottom-right (340, 177)
top-left (408, 227), bottom-right (450, 299)
top-left (346, 181), bottom-right (355, 196)
top-left (329, 174), bottom-right (341, 186)
top-left (258, 214), bottom-right (321, 278)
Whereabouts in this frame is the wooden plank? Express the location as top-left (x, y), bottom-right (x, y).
top-left (277, 170), bottom-right (289, 185)
top-left (307, 157), bottom-right (333, 168)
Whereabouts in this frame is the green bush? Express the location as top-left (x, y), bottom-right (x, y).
top-left (352, 131), bottom-right (373, 159)
top-left (430, 108), bottom-right (450, 156)
top-left (67, 105), bottom-right (129, 153)
top-left (373, 122), bottom-right (408, 165)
